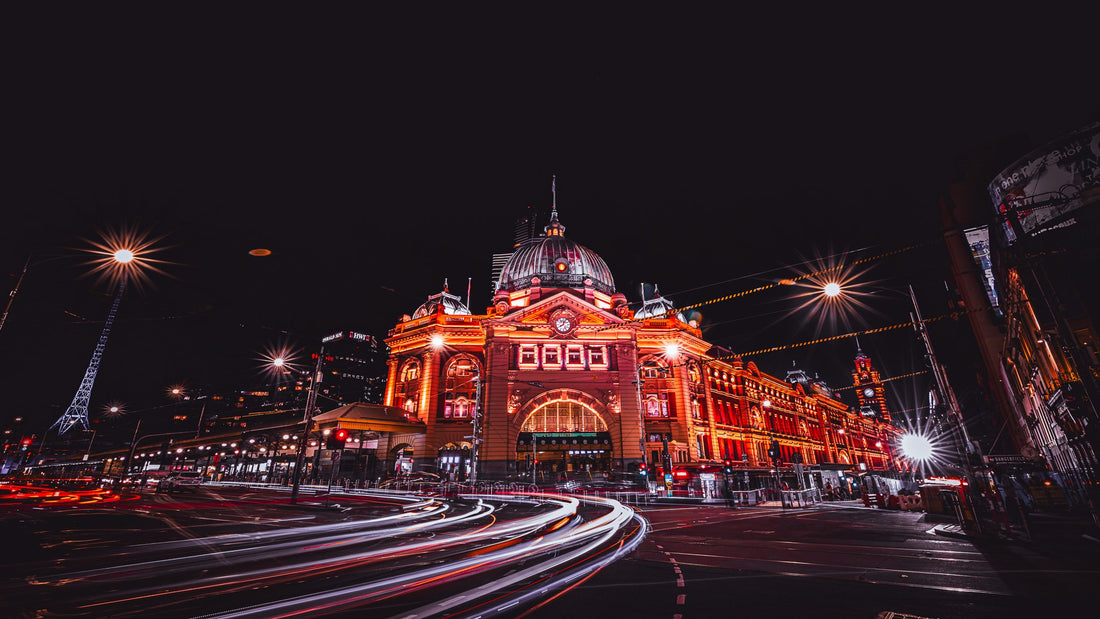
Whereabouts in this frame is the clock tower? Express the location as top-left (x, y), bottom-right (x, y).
top-left (852, 339), bottom-right (891, 423)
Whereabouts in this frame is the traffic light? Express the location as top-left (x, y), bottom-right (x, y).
top-left (723, 459), bottom-right (733, 474)
top-left (326, 428), bottom-right (349, 450)
top-left (768, 439), bottom-right (780, 460)
top-left (637, 462), bottom-right (648, 477)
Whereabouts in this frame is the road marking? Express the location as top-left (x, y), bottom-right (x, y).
top-left (676, 575), bottom-right (684, 587)
top-left (673, 567), bottom-right (681, 574)
top-left (676, 594), bottom-right (685, 605)
top-left (669, 553), bottom-right (1012, 596)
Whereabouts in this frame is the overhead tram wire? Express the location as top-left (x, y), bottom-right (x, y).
top-left (656, 244), bottom-right (879, 299)
top-left (829, 370), bottom-right (930, 393)
top-left (590, 240), bottom-right (933, 334)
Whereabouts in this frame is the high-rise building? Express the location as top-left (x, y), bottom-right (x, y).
top-left (319, 330), bottom-right (387, 405)
top-left (940, 120), bottom-right (1100, 494)
top-left (490, 206), bottom-right (540, 302)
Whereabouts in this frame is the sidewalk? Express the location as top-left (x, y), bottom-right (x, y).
top-left (929, 509), bottom-right (1100, 544)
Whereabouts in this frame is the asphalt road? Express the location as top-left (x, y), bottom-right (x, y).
top-left (0, 483), bottom-right (643, 618)
top-left (530, 500), bottom-right (1100, 619)
top-left (3, 485), bottom-right (1096, 619)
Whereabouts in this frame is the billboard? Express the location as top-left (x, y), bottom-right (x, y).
top-left (989, 121), bottom-right (1100, 242)
top-left (963, 224), bottom-right (1001, 313)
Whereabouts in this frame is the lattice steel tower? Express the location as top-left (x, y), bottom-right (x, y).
top-left (52, 278), bottom-right (127, 435)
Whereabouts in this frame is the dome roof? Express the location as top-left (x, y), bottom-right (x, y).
top-left (634, 285), bottom-right (687, 323)
top-left (412, 282), bottom-right (471, 318)
top-left (496, 209), bottom-right (615, 294)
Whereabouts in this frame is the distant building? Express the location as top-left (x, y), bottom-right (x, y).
top-left (490, 206), bottom-right (540, 303)
top-left (319, 330), bottom-right (387, 405)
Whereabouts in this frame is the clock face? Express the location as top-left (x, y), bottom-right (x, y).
top-left (863, 387), bottom-right (875, 398)
top-left (553, 316), bottom-right (574, 333)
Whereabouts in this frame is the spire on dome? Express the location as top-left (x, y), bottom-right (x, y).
top-left (545, 175), bottom-right (566, 237)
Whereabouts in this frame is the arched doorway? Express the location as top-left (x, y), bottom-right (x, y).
top-left (517, 395), bottom-right (612, 482)
top-left (437, 442), bottom-right (472, 481)
top-left (392, 442), bottom-right (414, 475)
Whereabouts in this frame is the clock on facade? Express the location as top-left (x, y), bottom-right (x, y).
top-left (553, 315), bottom-right (574, 334)
top-left (863, 387), bottom-right (875, 398)
top-left (550, 310), bottom-right (576, 336)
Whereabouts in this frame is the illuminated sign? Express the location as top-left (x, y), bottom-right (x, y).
top-left (323, 331), bottom-right (372, 344)
top-left (963, 225), bottom-right (1001, 313)
top-left (990, 121), bottom-right (1099, 242)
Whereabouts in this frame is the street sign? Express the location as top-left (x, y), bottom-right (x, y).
top-left (985, 454), bottom-right (1029, 464)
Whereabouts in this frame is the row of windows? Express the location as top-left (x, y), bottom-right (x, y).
top-left (517, 344), bottom-right (608, 369)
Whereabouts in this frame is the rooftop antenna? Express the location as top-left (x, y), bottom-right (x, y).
top-left (551, 174), bottom-right (557, 213)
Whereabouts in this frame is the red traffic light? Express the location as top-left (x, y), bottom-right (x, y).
top-left (334, 428), bottom-right (349, 442)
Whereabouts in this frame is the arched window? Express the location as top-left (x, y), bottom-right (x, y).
top-left (640, 357), bottom-right (674, 418)
top-left (395, 359), bottom-right (421, 414)
top-left (443, 356), bottom-right (479, 419)
top-left (521, 400), bottom-right (608, 433)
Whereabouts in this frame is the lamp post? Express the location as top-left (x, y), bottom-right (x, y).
top-left (83, 428), bottom-right (97, 461)
top-left (290, 344), bottom-right (324, 505)
top-left (469, 371), bottom-right (482, 483)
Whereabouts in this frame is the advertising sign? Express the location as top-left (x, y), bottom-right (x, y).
top-left (963, 225), bottom-right (1001, 311)
top-left (989, 122), bottom-right (1100, 242)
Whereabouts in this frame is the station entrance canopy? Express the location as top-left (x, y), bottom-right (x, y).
top-left (312, 402), bottom-right (428, 435)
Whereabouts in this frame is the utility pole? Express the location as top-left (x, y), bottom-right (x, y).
top-left (910, 284), bottom-right (974, 478)
top-left (0, 255), bottom-right (31, 337)
top-left (290, 344), bottom-right (325, 505)
top-left (193, 401), bottom-right (208, 439)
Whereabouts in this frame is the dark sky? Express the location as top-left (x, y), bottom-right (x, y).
top-left (3, 8), bottom-right (1098, 437)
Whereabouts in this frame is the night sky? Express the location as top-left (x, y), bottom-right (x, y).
top-left (3, 8), bottom-right (1098, 440)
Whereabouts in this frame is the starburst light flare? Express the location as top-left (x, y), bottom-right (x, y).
top-left (80, 225), bottom-right (170, 292)
top-left (257, 343), bottom-right (303, 383)
top-left (778, 247), bottom-right (887, 338)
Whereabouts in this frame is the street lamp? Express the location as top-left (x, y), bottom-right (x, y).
top-left (899, 433), bottom-right (934, 463)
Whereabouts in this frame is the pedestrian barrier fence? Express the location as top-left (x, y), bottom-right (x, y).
top-left (778, 488), bottom-right (822, 507)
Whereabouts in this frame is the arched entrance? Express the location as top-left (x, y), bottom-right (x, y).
top-left (437, 442), bottom-right (472, 481)
top-left (392, 442), bottom-right (414, 475)
top-left (517, 394), bottom-right (613, 482)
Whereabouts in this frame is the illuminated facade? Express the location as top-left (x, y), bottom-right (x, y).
top-left (383, 206), bottom-right (903, 482)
